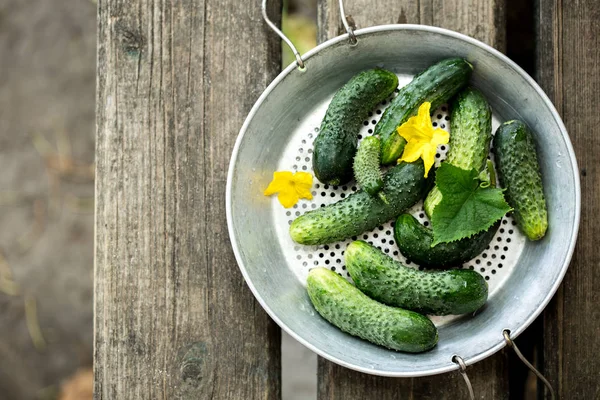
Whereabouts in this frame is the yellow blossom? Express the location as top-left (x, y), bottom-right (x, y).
top-left (397, 102), bottom-right (450, 177)
top-left (264, 171), bottom-right (313, 208)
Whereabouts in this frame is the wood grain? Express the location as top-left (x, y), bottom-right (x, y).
top-left (318, 0), bottom-right (506, 52)
top-left (537, 0), bottom-right (600, 398)
top-left (318, 354), bottom-right (508, 399)
top-left (94, 0), bottom-right (282, 398)
top-left (316, 0), bottom-right (509, 398)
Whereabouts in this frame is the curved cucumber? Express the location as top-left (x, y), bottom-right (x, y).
top-left (307, 267), bottom-right (438, 353)
top-left (493, 120), bottom-right (548, 240)
top-left (353, 136), bottom-right (385, 200)
top-left (313, 69), bottom-right (399, 185)
top-left (424, 87), bottom-right (493, 217)
top-left (377, 58), bottom-right (472, 165)
top-left (290, 161), bottom-right (429, 245)
top-left (345, 241), bottom-right (488, 315)
top-left (394, 214), bottom-right (500, 268)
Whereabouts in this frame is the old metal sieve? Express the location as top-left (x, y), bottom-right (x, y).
top-left (225, 0), bottom-right (580, 389)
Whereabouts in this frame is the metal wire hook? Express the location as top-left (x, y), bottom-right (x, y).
top-left (503, 330), bottom-right (556, 400)
top-left (338, 0), bottom-right (358, 45)
top-left (452, 355), bottom-right (475, 400)
top-left (260, 0), bottom-right (305, 69)
top-left (262, 0), bottom-right (357, 66)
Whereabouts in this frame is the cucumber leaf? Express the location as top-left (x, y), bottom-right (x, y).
top-left (431, 163), bottom-right (511, 246)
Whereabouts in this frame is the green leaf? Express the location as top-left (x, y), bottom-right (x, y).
top-left (431, 163), bottom-right (512, 246)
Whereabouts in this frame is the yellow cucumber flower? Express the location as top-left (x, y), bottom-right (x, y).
top-left (397, 102), bottom-right (449, 177)
top-left (264, 171), bottom-right (313, 208)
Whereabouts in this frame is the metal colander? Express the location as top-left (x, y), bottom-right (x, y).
top-left (226, 16), bottom-right (580, 378)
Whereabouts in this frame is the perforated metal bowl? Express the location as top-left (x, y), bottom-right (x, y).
top-left (226, 24), bottom-right (580, 377)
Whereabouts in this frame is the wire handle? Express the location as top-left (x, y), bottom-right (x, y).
top-left (339, 0), bottom-right (357, 44)
top-left (261, 0), bottom-right (361, 69)
top-left (503, 330), bottom-right (556, 400)
top-left (452, 355), bottom-right (475, 400)
top-left (260, 0), bottom-right (305, 69)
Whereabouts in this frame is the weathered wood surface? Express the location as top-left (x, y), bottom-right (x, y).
top-left (316, 0), bottom-right (509, 398)
top-left (318, 0), bottom-right (506, 52)
top-left (94, 0), bottom-right (282, 398)
top-left (537, 0), bottom-right (600, 398)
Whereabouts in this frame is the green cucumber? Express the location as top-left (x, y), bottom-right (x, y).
top-left (394, 214), bottom-right (500, 268)
top-left (307, 267), bottom-right (438, 353)
top-left (290, 161), bottom-right (429, 245)
top-left (424, 87), bottom-right (493, 217)
top-left (345, 241), bottom-right (488, 315)
top-left (493, 120), bottom-right (548, 240)
top-left (353, 136), bottom-right (386, 201)
top-left (313, 69), bottom-right (399, 185)
top-left (377, 58), bottom-right (472, 165)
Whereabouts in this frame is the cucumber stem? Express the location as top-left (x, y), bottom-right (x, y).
top-left (378, 192), bottom-right (389, 205)
top-left (487, 160), bottom-right (496, 188)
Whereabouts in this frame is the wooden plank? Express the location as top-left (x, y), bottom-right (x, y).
top-left (316, 0), bottom-right (509, 398)
top-left (537, 0), bottom-right (600, 398)
top-left (318, 355), bottom-right (508, 399)
top-left (94, 0), bottom-right (282, 398)
top-left (318, 0), bottom-right (506, 52)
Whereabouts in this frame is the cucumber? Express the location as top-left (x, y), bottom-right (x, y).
top-left (313, 69), bottom-right (399, 185)
top-left (377, 58), bottom-right (472, 165)
top-left (345, 241), bottom-right (488, 315)
top-left (424, 87), bottom-right (493, 217)
top-left (290, 161), bottom-right (429, 245)
top-left (493, 120), bottom-right (548, 240)
top-left (353, 136), bottom-right (386, 201)
top-left (307, 267), bottom-right (438, 353)
top-left (394, 214), bottom-right (500, 268)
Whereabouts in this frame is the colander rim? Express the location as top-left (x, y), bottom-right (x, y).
top-left (226, 24), bottom-right (581, 377)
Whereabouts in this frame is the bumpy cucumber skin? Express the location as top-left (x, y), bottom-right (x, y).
top-left (307, 267), bottom-right (438, 353)
top-left (424, 87), bottom-right (493, 217)
top-left (353, 136), bottom-right (384, 196)
top-left (313, 69), bottom-right (399, 185)
top-left (493, 120), bottom-right (548, 240)
top-left (394, 214), bottom-right (500, 268)
top-left (378, 58), bottom-right (472, 165)
top-left (290, 161), bottom-right (429, 245)
top-left (346, 241), bottom-right (488, 315)
top-left (445, 87), bottom-right (493, 169)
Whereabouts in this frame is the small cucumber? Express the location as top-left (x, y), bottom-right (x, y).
top-left (353, 136), bottom-right (386, 201)
top-left (290, 161), bottom-right (429, 245)
top-left (394, 214), bottom-right (500, 268)
top-left (377, 58), bottom-right (472, 165)
top-left (493, 120), bottom-right (548, 240)
top-left (424, 87), bottom-right (493, 217)
top-left (313, 69), bottom-right (399, 185)
top-left (307, 267), bottom-right (438, 353)
top-left (346, 241), bottom-right (488, 315)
